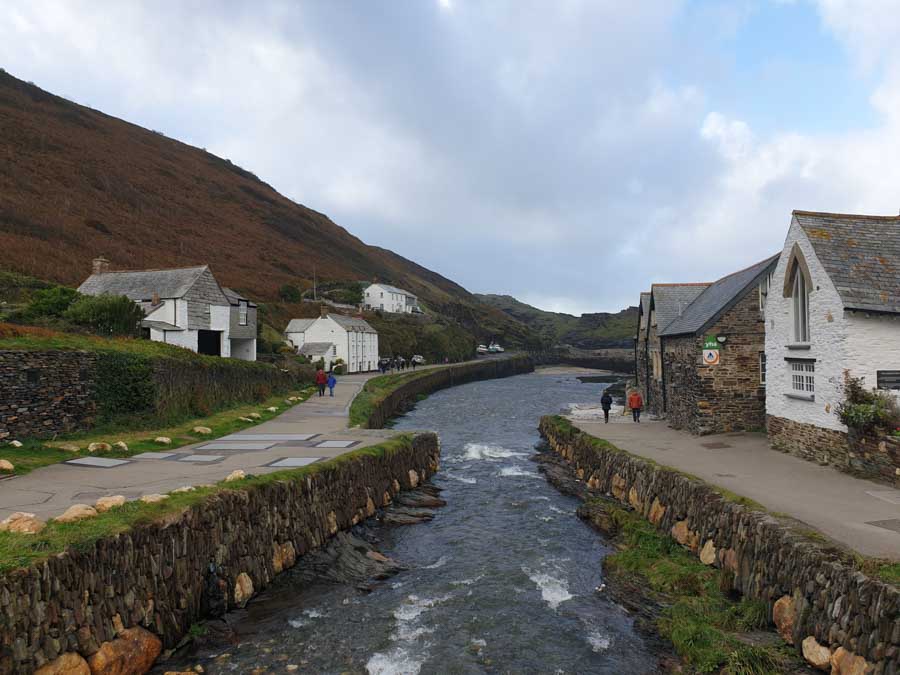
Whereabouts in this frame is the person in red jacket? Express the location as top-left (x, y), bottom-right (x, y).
top-left (315, 368), bottom-right (328, 397)
top-left (627, 390), bottom-right (643, 423)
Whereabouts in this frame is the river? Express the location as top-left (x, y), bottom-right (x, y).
top-left (162, 369), bottom-right (660, 674)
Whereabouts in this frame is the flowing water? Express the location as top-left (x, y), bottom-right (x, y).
top-left (164, 370), bottom-right (660, 674)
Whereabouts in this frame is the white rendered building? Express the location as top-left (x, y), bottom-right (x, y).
top-left (363, 283), bottom-right (420, 314)
top-left (284, 314), bottom-right (379, 373)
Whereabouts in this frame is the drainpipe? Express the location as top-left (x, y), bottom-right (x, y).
top-left (660, 335), bottom-right (667, 414)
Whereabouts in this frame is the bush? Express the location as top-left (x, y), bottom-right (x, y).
top-left (64, 294), bottom-right (144, 336)
top-left (278, 284), bottom-right (302, 302)
top-left (837, 371), bottom-right (900, 433)
top-left (23, 286), bottom-right (79, 319)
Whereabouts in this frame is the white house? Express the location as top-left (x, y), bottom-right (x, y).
top-left (78, 258), bottom-right (257, 360)
top-left (765, 211), bottom-right (900, 466)
top-left (284, 313), bottom-right (378, 373)
top-left (364, 283), bottom-right (420, 314)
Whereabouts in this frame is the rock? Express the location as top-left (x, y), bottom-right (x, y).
top-left (88, 442), bottom-right (112, 453)
top-left (0, 511), bottom-right (45, 534)
top-left (611, 473), bottom-right (627, 500)
top-left (55, 504), bottom-right (97, 523)
top-left (248, 413), bottom-right (261, 419)
top-left (772, 595), bottom-right (796, 645)
top-left (801, 636), bottom-right (831, 671)
top-left (395, 491), bottom-right (447, 508)
top-left (234, 572), bottom-right (254, 607)
top-left (154, 436), bottom-right (172, 445)
top-left (577, 500), bottom-right (618, 536)
top-left (192, 426), bottom-right (212, 435)
top-left (326, 510), bottom-right (338, 534)
top-left (95, 495), bottom-right (126, 513)
top-left (365, 496), bottom-right (377, 516)
top-left (699, 539), bottom-right (716, 565)
top-left (113, 441), bottom-right (129, 452)
top-left (381, 507), bottom-right (434, 525)
top-left (34, 652), bottom-right (91, 675)
top-left (238, 417), bottom-right (253, 422)
top-left (0, 459), bottom-right (14, 472)
top-left (722, 547), bottom-right (738, 573)
top-left (408, 469), bottom-right (420, 488)
top-left (59, 443), bottom-right (81, 452)
top-left (272, 541), bottom-right (297, 574)
top-left (140, 494), bottom-right (168, 504)
top-left (8, 440), bottom-right (22, 448)
top-left (266, 407), bottom-right (278, 413)
top-left (830, 647), bottom-right (871, 675)
top-left (648, 497), bottom-right (666, 525)
top-left (172, 485), bottom-right (195, 493)
top-left (671, 520), bottom-right (691, 546)
top-left (87, 626), bottom-right (161, 675)
top-left (224, 470), bottom-right (245, 482)
top-left (627, 485), bottom-right (642, 510)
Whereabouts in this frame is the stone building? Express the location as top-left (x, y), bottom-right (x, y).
top-left (637, 283), bottom-right (710, 416)
top-left (658, 255), bottom-right (778, 434)
top-left (634, 291), bottom-right (651, 398)
top-left (765, 211), bottom-right (900, 477)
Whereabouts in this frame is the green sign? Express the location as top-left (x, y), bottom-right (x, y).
top-left (703, 336), bottom-right (719, 350)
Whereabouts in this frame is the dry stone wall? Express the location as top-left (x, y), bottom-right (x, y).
top-left (539, 416), bottom-right (899, 673)
top-left (0, 432), bottom-right (440, 674)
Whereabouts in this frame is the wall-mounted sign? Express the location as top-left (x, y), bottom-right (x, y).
top-left (702, 336), bottom-right (720, 365)
top-left (703, 336), bottom-right (719, 350)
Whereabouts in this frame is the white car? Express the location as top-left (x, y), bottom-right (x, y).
top-left (411, 355), bottom-right (426, 365)
top-left (476, 344), bottom-right (489, 354)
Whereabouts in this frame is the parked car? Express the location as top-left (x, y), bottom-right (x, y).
top-left (411, 354), bottom-right (426, 365)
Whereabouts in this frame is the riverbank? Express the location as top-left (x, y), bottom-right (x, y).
top-left (539, 415), bottom-right (899, 673)
top-left (0, 432), bottom-right (439, 673)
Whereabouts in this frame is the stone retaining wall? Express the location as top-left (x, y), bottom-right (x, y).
top-left (364, 355), bottom-right (534, 428)
top-left (0, 433), bottom-right (440, 674)
top-left (539, 416), bottom-right (899, 673)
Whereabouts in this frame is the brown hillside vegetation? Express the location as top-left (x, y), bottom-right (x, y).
top-left (0, 70), bottom-right (535, 345)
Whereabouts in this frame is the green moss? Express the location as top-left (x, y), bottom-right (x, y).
top-left (0, 433), bottom-right (414, 574)
top-left (349, 368), bottom-right (445, 428)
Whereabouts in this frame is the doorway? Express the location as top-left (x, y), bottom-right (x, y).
top-left (198, 330), bottom-right (222, 356)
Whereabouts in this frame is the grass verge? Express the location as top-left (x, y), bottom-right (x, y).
top-left (348, 368), bottom-right (443, 428)
top-left (602, 503), bottom-right (797, 674)
top-left (0, 433), bottom-right (415, 574)
top-left (0, 386), bottom-right (315, 476)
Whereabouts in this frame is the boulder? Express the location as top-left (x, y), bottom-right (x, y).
top-left (699, 539), bottom-right (717, 565)
top-left (801, 636), bottom-right (831, 671)
top-left (266, 407), bottom-right (278, 413)
top-left (830, 647), bottom-right (871, 675)
top-left (627, 485), bottom-right (642, 510)
top-left (326, 510), bottom-right (338, 534)
top-left (59, 443), bottom-right (81, 452)
top-left (248, 413), bottom-right (262, 419)
top-left (8, 440), bottom-right (22, 448)
top-left (648, 497), bottom-right (666, 525)
top-left (0, 459), bottom-right (14, 472)
top-left (172, 485), bottom-right (195, 493)
top-left (0, 511), bottom-right (45, 534)
top-left (34, 652), bottom-right (91, 675)
top-left (224, 470), bottom-right (245, 482)
top-left (113, 441), bottom-right (129, 452)
top-left (772, 595), bottom-right (796, 645)
top-left (88, 442), bottom-right (112, 453)
top-left (154, 437), bottom-right (172, 445)
top-left (140, 494), bottom-right (167, 504)
top-left (611, 473), bottom-right (627, 500)
top-left (408, 469), bottom-right (420, 488)
top-left (56, 504), bottom-right (98, 523)
top-left (272, 541), bottom-right (297, 574)
top-left (238, 417), bottom-right (253, 422)
top-left (366, 496), bottom-right (377, 517)
top-left (234, 572), bottom-right (254, 607)
top-left (671, 520), bottom-right (691, 546)
top-left (95, 495), bottom-right (126, 513)
top-left (192, 426), bottom-right (212, 435)
top-left (87, 626), bottom-right (162, 675)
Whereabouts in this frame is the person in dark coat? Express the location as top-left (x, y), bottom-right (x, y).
top-left (600, 390), bottom-right (613, 424)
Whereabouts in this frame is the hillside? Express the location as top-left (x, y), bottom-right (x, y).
top-left (0, 70), bottom-right (538, 350)
top-left (476, 294), bottom-right (637, 349)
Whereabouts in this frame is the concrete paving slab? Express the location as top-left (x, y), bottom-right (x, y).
top-left (65, 457), bottom-right (131, 468)
top-left (177, 455), bottom-right (225, 463)
top-left (315, 440), bottom-right (358, 448)
top-left (198, 442), bottom-right (276, 451)
top-left (265, 457), bottom-right (322, 468)
top-left (218, 433), bottom-right (318, 442)
top-left (132, 452), bottom-right (177, 460)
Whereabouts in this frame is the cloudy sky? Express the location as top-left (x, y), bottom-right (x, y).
top-left (3, 1), bottom-right (900, 314)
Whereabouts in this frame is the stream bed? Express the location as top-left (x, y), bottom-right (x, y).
top-left (158, 369), bottom-right (662, 674)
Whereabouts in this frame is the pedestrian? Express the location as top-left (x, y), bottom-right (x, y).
top-left (627, 389), bottom-right (643, 423)
top-left (315, 368), bottom-right (327, 397)
top-left (327, 371), bottom-right (337, 397)
top-left (600, 390), bottom-right (613, 424)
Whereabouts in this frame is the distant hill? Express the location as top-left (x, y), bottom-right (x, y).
top-left (0, 70), bottom-right (539, 351)
top-left (476, 294), bottom-right (637, 349)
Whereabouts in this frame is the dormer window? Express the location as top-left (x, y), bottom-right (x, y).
top-left (790, 261), bottom-right (809, 342)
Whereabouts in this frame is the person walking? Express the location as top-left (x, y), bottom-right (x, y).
top-left (600, 390), bottom-right (613, 424)
top-left (315, 368), bottom-right (327, 397)
top-left (327, 371), bottom-right (337, 397)
top-left (627, 389), bottom-right (643, 423)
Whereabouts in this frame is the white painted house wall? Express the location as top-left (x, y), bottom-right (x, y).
top-left (844, 313), bottom-right (900, 401)
top-left (364, 284), bottom-right (416, 314)
top-left (285, 317), bottom-right (379, 373)
top-left (144, 299), bottom-right (176, 324)
top-left (211, 305), bottom-right (231, 358)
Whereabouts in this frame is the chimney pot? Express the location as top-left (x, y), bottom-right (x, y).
top-left (151, 292), bottom-right (160, 306)
top-left (320, 304), bottom-right (328, 318)
top-left (92, 257), bottom-right (110, 275)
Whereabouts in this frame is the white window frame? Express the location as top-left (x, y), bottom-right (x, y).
top-left (790, 361), bottom-right (814, 395)
top-left (791, 264), bottom-right (809, 343)
top-left (238, 301), bottom-right (248, 326)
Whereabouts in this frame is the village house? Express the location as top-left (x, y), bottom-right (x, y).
top-left (78, 258), bottom-right (257, 360)
top-left (636, 283), bottom-right (710, 417)
top-left (363, 283), bottom-right (421, 314)
top-left (658, 255), bottom-right (778, 434)
top-left (284, 311), bottom-right (379, 373)
top-left (765, 211), bottom-right (900, 477)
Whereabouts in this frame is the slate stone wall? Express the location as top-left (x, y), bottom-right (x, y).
top-left (663, 290), bottom-right (766, 435)
top-left (539, 417), bottom-right (899, 672)
top-left (364, 355), bottom-right (535, 428)
top-left (0, 433), bottom-right (440, 674)
top-left (0, 350), bottom-right (97, 439)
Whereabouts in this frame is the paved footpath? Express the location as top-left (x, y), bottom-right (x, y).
top-left (0, 371), bottom-right (398, 522)
top-left (570, 412), bottom-right (900, 559)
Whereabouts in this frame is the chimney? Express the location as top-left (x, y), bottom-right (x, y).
top-left (92, 257), bottom-right (110, 275)
top-left (151, 292), bottom-right (160, 306)
top-left (320, 304), bottom-right (328, 318)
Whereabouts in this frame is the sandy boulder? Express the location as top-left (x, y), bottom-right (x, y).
top-left (248, 413), bottom-right (262, 419)
top-left (34, 652), bottom-right (91, 675)
top-left (55, 504), bottom-right (97, 523)
top-left (8, 440), bottom-right (22, 448)
top-left (87, 626), bottom-right (161, 675)
top-left (772, 595), bottom-right (797, 645)
top-left (140, 494), bottom-right (168, 504)
top-left (266, 406), bottom-right (278, 413)
top-left (0, 459), bottom-right (14, 472)
top-left (0, 512), bottom-right (45, 534)
top-left (225, 470), bottom-right (246, 482)
top-left (88, 442), bottom-right (112, 453)
top-left (234, 572), bottom-right (254, 607)
top-left (154, 436), bottom-right (172, 445)
top-left (192, 426), bottom-right (212, 435)
top-left (58, 443), bottom-right (81, 452)
top-left (95, 495), bottom-right (126, 513)
top-left (801, 636), bottom-right (831, 671)
top-left (113, 441), bottom-right (129, 452)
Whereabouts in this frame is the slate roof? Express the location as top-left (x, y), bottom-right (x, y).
top-left (222, 287), bottom-right (257, 308)
top-left (298, 342), bottom-right (333, 356)
top-left (639, 292), bottom-right (651, 330)
top-left (141, 319), bottom-right (183, 332)
top-left (329, 314), bottom-right (377, 333)
top-left (794, 210), bottom-right (900, 314)
top-left (651, 284), bottom-right (710, 331)
top-left (285, 318), bottom-right (316, 333)
top-left (660, 255), bottom-right (779, 336)
top-left (78, 265), bottom-right (208, 301)
top-left (371, 283), bottom-right (417, 298)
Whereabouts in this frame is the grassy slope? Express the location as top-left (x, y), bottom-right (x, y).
top-left (0, 434), bottom-right (415, 573)
top-left (476, 293), bottom-right (637, 349)
top-left (0, 70), bottom-right (535, 349)
top-left (349, 368), bottom-right (441, 427)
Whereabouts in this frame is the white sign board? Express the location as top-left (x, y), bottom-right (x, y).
top-left (703, 349), bottom-right (720, 365)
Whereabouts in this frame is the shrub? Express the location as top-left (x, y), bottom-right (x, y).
top-left (278, 284), bottom-right (302, 302)
top-left (837, 371), bottom-right (900, 433)
top-left (64, 294), bottom-right (144, 336)
top-left (23, 286), bottom-right (79, 319)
